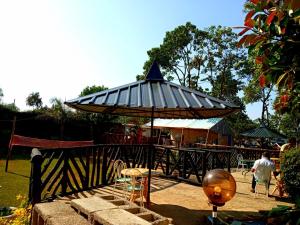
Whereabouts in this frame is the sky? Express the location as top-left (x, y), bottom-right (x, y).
top-left (0, 0), bottom-right (263, 119)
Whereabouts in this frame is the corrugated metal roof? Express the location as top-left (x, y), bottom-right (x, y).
top-left (241, 126), bottom-right (286, 139)
top-left (144, 118), bottom-right (222, 129)
top-left (65, 62), bottom-right (240, 119)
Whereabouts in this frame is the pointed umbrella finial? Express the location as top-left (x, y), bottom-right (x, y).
top-left (146, 61), bottom-right (164, 81)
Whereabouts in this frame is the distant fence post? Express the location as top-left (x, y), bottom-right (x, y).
top-left (29, 148), bottom-right (42, 205)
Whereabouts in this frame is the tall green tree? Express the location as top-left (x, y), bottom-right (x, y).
top-left (26, 92), bottom-right (43, 109)
top-left (79, 85), bottom-right (108, 97)
top-left (238, 0), bottom-right (300, 116)
top-left (243, 53), bottom-right (275, 126)
top-left (139, 23), bottom-right (249, 103)
top-left (138, 22), bottom-right (208, 89)
top-left (269, 112), bottom-right (299, 138)
top-left (203, 26), bottom-right (249, 102)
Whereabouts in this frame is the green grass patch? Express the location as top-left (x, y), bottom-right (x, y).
top-left (0, 156), bottom-right (31, 207)
top-left (0, 152), bottom-right (107, 207)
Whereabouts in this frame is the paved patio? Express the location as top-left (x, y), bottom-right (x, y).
top-left (57, 171), bottom-right (294, 225)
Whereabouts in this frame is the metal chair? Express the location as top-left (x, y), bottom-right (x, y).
top-left (254, 178), bottom-right (270, 198)
top-left (124, 168), bottom-right (144, 207)
top-left (112, 160), bottom-right (131, 198)
top-left (236, 154), bottom-right (248, 172)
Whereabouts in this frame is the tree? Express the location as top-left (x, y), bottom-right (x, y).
top-left (243, 62), bottom-right (275, 126)
top-left (238, 0), bottom-right (300, 116)
top-left (0, 88), bottom-right (3, 103)
top-left (138, 22), bottom-right (208, 89)
top-left (0, 103), bottom-right (19, 112)
top-left (77, 85), bottom-right (117, 124)
top-left (203, 26), bottom-right (249, 102)
top-left (49, 97), bottom-right (69, 119)
top-left (225, 97), bottom-right (256, 143)
top-left (269, 112), bottom-right (299, 139)
top-left (26, 92), bottom-right (43, 109)
top-left (79, 85), bottom-right (108, 97)
top-left (139, 23), bottom-right (249, 103)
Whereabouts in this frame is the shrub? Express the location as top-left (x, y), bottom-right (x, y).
top-left (0, 195), bottom-right (31, 225)
top-left (282, 147), bottom-right (300, 199)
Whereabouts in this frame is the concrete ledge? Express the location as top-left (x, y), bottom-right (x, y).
top-left (47, 214), bottom-right (90, 225)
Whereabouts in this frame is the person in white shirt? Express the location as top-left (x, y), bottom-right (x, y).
top-left (250, 151), bottom-right (276, 193)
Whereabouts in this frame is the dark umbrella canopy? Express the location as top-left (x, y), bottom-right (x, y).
top-left (65, 62), bottom-right (240, 119)
top-left (241, 125), bottom-right (286, 139)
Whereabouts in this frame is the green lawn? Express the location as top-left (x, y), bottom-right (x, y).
top-left (0, 153), bottom-right (105, 207)
top-left (0, 156), bottom-right (31, 207)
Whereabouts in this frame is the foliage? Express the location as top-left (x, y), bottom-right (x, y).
top-left (0, 207), bottom-right (13, 217)
top-left (26, 92), bottom-right (42, 109)
top-left (242, 51), bottom-right (275, 125)
top-left (0, 103), bottom-right (19, 112)
top-left (225, 110), bottom-right (256, 141)
top-left (0, 88), bottom-right (3, 102)
top-left (138, 22), bottom-right (206, 88)
top-left (264, 204), bottom-right (300, 225)
top-left (238, 0), bottom-right (300, 115)
top-left (282, 147), bottom-right (300, 199)
top-left (269, 112), bottom-right (299, 138)
top-left (0, 195), bottom-right (31, 225)
top-left (202, 26), bottom-right (249, 100)
top-left (139, 23), bottom-right (249, 101)
top-left (46, 97), bottom-right (71, 120)
top-left (77, 85), bottom-right (117, 123)
top-left (79, 85), bottom-right (108, 97)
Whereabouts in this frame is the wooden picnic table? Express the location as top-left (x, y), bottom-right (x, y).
top-left (121, 168), bottom-right (161, 205)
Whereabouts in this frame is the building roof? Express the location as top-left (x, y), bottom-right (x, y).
top-left (143, 118), bottom-right (222, 130)
top-left (241, 125), bottom-right (286, 139)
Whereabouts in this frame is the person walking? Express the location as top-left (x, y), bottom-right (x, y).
top-left (250, 151), bottom-right (276, 194)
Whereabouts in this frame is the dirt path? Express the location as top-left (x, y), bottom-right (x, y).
top-left (149, 171), bottom-right (294, 225)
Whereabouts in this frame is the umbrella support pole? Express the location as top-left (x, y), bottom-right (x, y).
top-left (147, 107), bottom-right (154, 208)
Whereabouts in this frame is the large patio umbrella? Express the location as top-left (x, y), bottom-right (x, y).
top-left (65, 62), bottom-right (240, 204)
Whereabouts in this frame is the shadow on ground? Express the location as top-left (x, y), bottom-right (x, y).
top-left (150, 203), bottom-right (267, 225)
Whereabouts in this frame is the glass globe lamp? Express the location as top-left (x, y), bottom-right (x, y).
top-left (202, 169), bottom-right (236, 223)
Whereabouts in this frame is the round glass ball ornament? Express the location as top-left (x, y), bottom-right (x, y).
top-left (202, 169), bottom-right (236, 206)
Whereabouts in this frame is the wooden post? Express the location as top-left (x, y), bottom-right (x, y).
top-left (101, 146), bottom-right (108, 185)
top-left (29, 148), bottom-right (42, 205)
top-left (84, 147), bottom-right (90, 189)
top-left (227, 151), bottom-right (231, 172)
top-left (61, 151), bottom-right (69, 195)
top-left (182, 150), bottom-right (187, 179)
top-left (5, 115), bottom-right (16, 172)
top-left (202, 151), bottom-right (207, 182)
top-left (166, 148), bottom-right (170, 176)
top-left (146, 107), bottom-right (154, 207)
